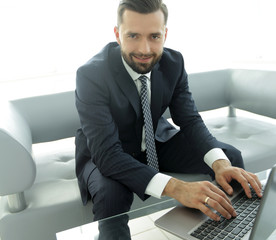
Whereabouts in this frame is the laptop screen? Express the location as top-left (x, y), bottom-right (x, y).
top-left (250, 165), bottom-right (276, 240)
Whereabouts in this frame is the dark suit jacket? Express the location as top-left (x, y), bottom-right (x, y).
top-left (75, 42), bottom-right (219, 204)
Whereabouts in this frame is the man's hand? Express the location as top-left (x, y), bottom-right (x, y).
top-left (162, 160), bottom-right (262, 221)
top-left (162, 178), bottom-right (237, 221)
top-left (212, 159), bottom-right (263, 198)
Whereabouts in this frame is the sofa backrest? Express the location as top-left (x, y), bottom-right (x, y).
top-left (188, 69), bottom-right (276, 120)
top-left (229, 69), bottom-right (276, 119)
top-left (11, 91), bottom-right (80, 144)
top-left (10, 69), bottom-right (276, 144)
top-left (188, 69), bottom-right (231, 112)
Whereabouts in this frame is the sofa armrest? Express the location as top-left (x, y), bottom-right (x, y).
top-left (0, 102), bottom-right (36, 196)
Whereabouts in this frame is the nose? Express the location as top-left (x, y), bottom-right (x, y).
top-left (138, 38), bottom-right (151, 55)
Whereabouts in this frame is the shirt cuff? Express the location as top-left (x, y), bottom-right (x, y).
top-left (204, 148), bottom-right (231, 169)
top-left (145, 173), bottom-right (172, 199)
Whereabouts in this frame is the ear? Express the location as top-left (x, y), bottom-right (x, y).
top-left (114, 26), bottom-right (121, 45)
top-left (164, 27), bottom-right (168, 42)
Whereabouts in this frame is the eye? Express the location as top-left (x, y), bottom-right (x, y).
top-left (128, 33), bottom-right (137, 39)
top-left (152, 34), bottom-right (161, 40)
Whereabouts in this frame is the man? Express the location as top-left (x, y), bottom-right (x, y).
top-left (75, 0), bottom-right (262, 223)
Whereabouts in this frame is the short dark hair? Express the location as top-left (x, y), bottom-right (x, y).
top-left (117, 0), bottom-right (168, 26)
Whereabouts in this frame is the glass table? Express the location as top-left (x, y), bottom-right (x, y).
top-left (56, 198), bottom-right (179, 240)
top-left (56, 169), bottom-right (273, 240)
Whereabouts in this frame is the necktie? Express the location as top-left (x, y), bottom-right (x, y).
top-left (139, 75), bottom-right (159, 171)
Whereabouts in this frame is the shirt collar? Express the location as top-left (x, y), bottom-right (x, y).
top-left (122, 57), bottom-right (151, 81)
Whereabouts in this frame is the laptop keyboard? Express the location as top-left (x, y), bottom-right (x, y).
top-left (190, 189), bottom-right (262, 240)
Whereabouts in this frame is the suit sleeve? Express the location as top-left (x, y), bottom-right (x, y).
top-left (169, 54), bottom-right (219, 158)
top-left (75, 65), bottom-right (157, 200)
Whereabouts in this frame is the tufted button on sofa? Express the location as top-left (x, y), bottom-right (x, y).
top-left (1, 69), bottom-right (276, 240)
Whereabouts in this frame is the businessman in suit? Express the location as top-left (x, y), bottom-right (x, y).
top-left (75, 0), bottom-right (262, 223)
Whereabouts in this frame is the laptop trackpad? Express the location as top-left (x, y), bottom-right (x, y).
top-left (155, 204), bottom-right (207, 239)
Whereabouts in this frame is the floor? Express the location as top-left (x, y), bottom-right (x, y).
top-left (129, 208), bottom-right (182, 240)
top-left (56, 207), bottom-right (182, 240)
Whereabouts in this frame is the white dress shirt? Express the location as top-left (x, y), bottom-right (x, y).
top-left (122, 58), bottom-right (230, 199)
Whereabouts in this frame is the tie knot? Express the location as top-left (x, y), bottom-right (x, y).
top-left (138, 75), bottom-right (148, 85)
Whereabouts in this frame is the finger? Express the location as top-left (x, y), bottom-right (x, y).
top-left (207, 193), bottom-right (236, 219)
top-left (236, 171), bottom-right (253, 198)
top-left (216, 178), bottom-right (234, 196)
top-left (254, 173), bottom-right (262, 189)
top-left (246, 172), bottom-right (263, 197)
top-left (199, 204), bottom-right (220, 221)
top-left (210, 184), bottom-right (232, 205)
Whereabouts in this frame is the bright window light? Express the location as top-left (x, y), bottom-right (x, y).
top-left (0, 0), bottom-right (275, 95)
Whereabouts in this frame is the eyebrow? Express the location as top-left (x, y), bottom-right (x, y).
top-left (151, 32), bottom-right (162, 36)
top-left (125, 31), bottom-right (139, 35)
top-left (125, 31), bottom-right (163, 36)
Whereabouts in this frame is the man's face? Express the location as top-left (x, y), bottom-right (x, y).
top-left (114, 9), bottom-right (167, 74)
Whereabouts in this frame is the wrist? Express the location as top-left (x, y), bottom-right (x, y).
top-left (212, 159), bottom-right (231, 172)
top-left (162, 177), bottom-right (178, 197)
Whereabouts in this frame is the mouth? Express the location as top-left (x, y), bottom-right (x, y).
top-left (132, 54), bottom-right (153, 63)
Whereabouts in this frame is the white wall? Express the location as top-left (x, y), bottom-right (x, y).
top-left (0, 0), bottom-right (275, 98)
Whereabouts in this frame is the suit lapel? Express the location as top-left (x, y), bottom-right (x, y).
top-left (110, 45), bottom-right (142, 118)
top-left (151, 64), bottom-right (164, 131)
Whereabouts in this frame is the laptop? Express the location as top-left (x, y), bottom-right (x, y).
top-left (155, 165), bottom-right (276, 240)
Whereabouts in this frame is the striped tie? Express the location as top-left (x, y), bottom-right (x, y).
top-left (139, 75), bottom-right (159, 171)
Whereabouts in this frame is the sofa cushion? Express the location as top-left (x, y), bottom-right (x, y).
top-left (205, 116), bottom-right (276, 172)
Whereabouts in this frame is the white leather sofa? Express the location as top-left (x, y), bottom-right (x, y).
top-left (1, 69), bottom-right (276, 240)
